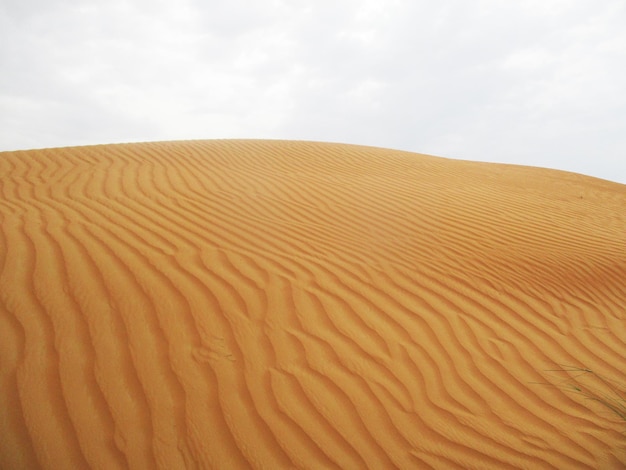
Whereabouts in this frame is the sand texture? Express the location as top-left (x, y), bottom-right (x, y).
top-left (1, 140), bottom-right (625, 469)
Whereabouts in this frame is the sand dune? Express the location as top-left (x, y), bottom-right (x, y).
top-left (1, 140), bottom-right (625, 469)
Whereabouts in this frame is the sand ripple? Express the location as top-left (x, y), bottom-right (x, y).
top-left (1, 140), bottom-right (625, 469)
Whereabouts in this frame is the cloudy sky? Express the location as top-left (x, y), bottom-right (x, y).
top-left (1, 0), bottom-right (625, 183)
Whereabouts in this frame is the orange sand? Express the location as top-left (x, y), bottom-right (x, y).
top-left (0, 140), bottom-right (625, 469)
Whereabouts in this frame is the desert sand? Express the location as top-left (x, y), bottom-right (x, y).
top-left (0, 140), bottom-right (625, 469)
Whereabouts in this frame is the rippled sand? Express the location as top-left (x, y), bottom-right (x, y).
top-left (1, 140), bottom-right (625, 469)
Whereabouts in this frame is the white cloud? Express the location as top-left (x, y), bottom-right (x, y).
top-left (0, 0), bottom-right (625, 183)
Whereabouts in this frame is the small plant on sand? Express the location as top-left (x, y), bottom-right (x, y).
top-left (542, 365), bottom-right (626, 430)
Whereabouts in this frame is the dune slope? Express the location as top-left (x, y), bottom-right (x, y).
top-left (1, 140), bottom-right (625, 469)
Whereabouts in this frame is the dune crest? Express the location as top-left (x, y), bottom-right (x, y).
top-left (1, 140), bottom-right (625, 469)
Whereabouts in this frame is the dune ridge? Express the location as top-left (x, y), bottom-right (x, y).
top-left (1, 140), bottom-right (625, 469)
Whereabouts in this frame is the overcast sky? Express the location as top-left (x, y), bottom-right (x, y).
top-left (1, 0), bottom-right (625, 183)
